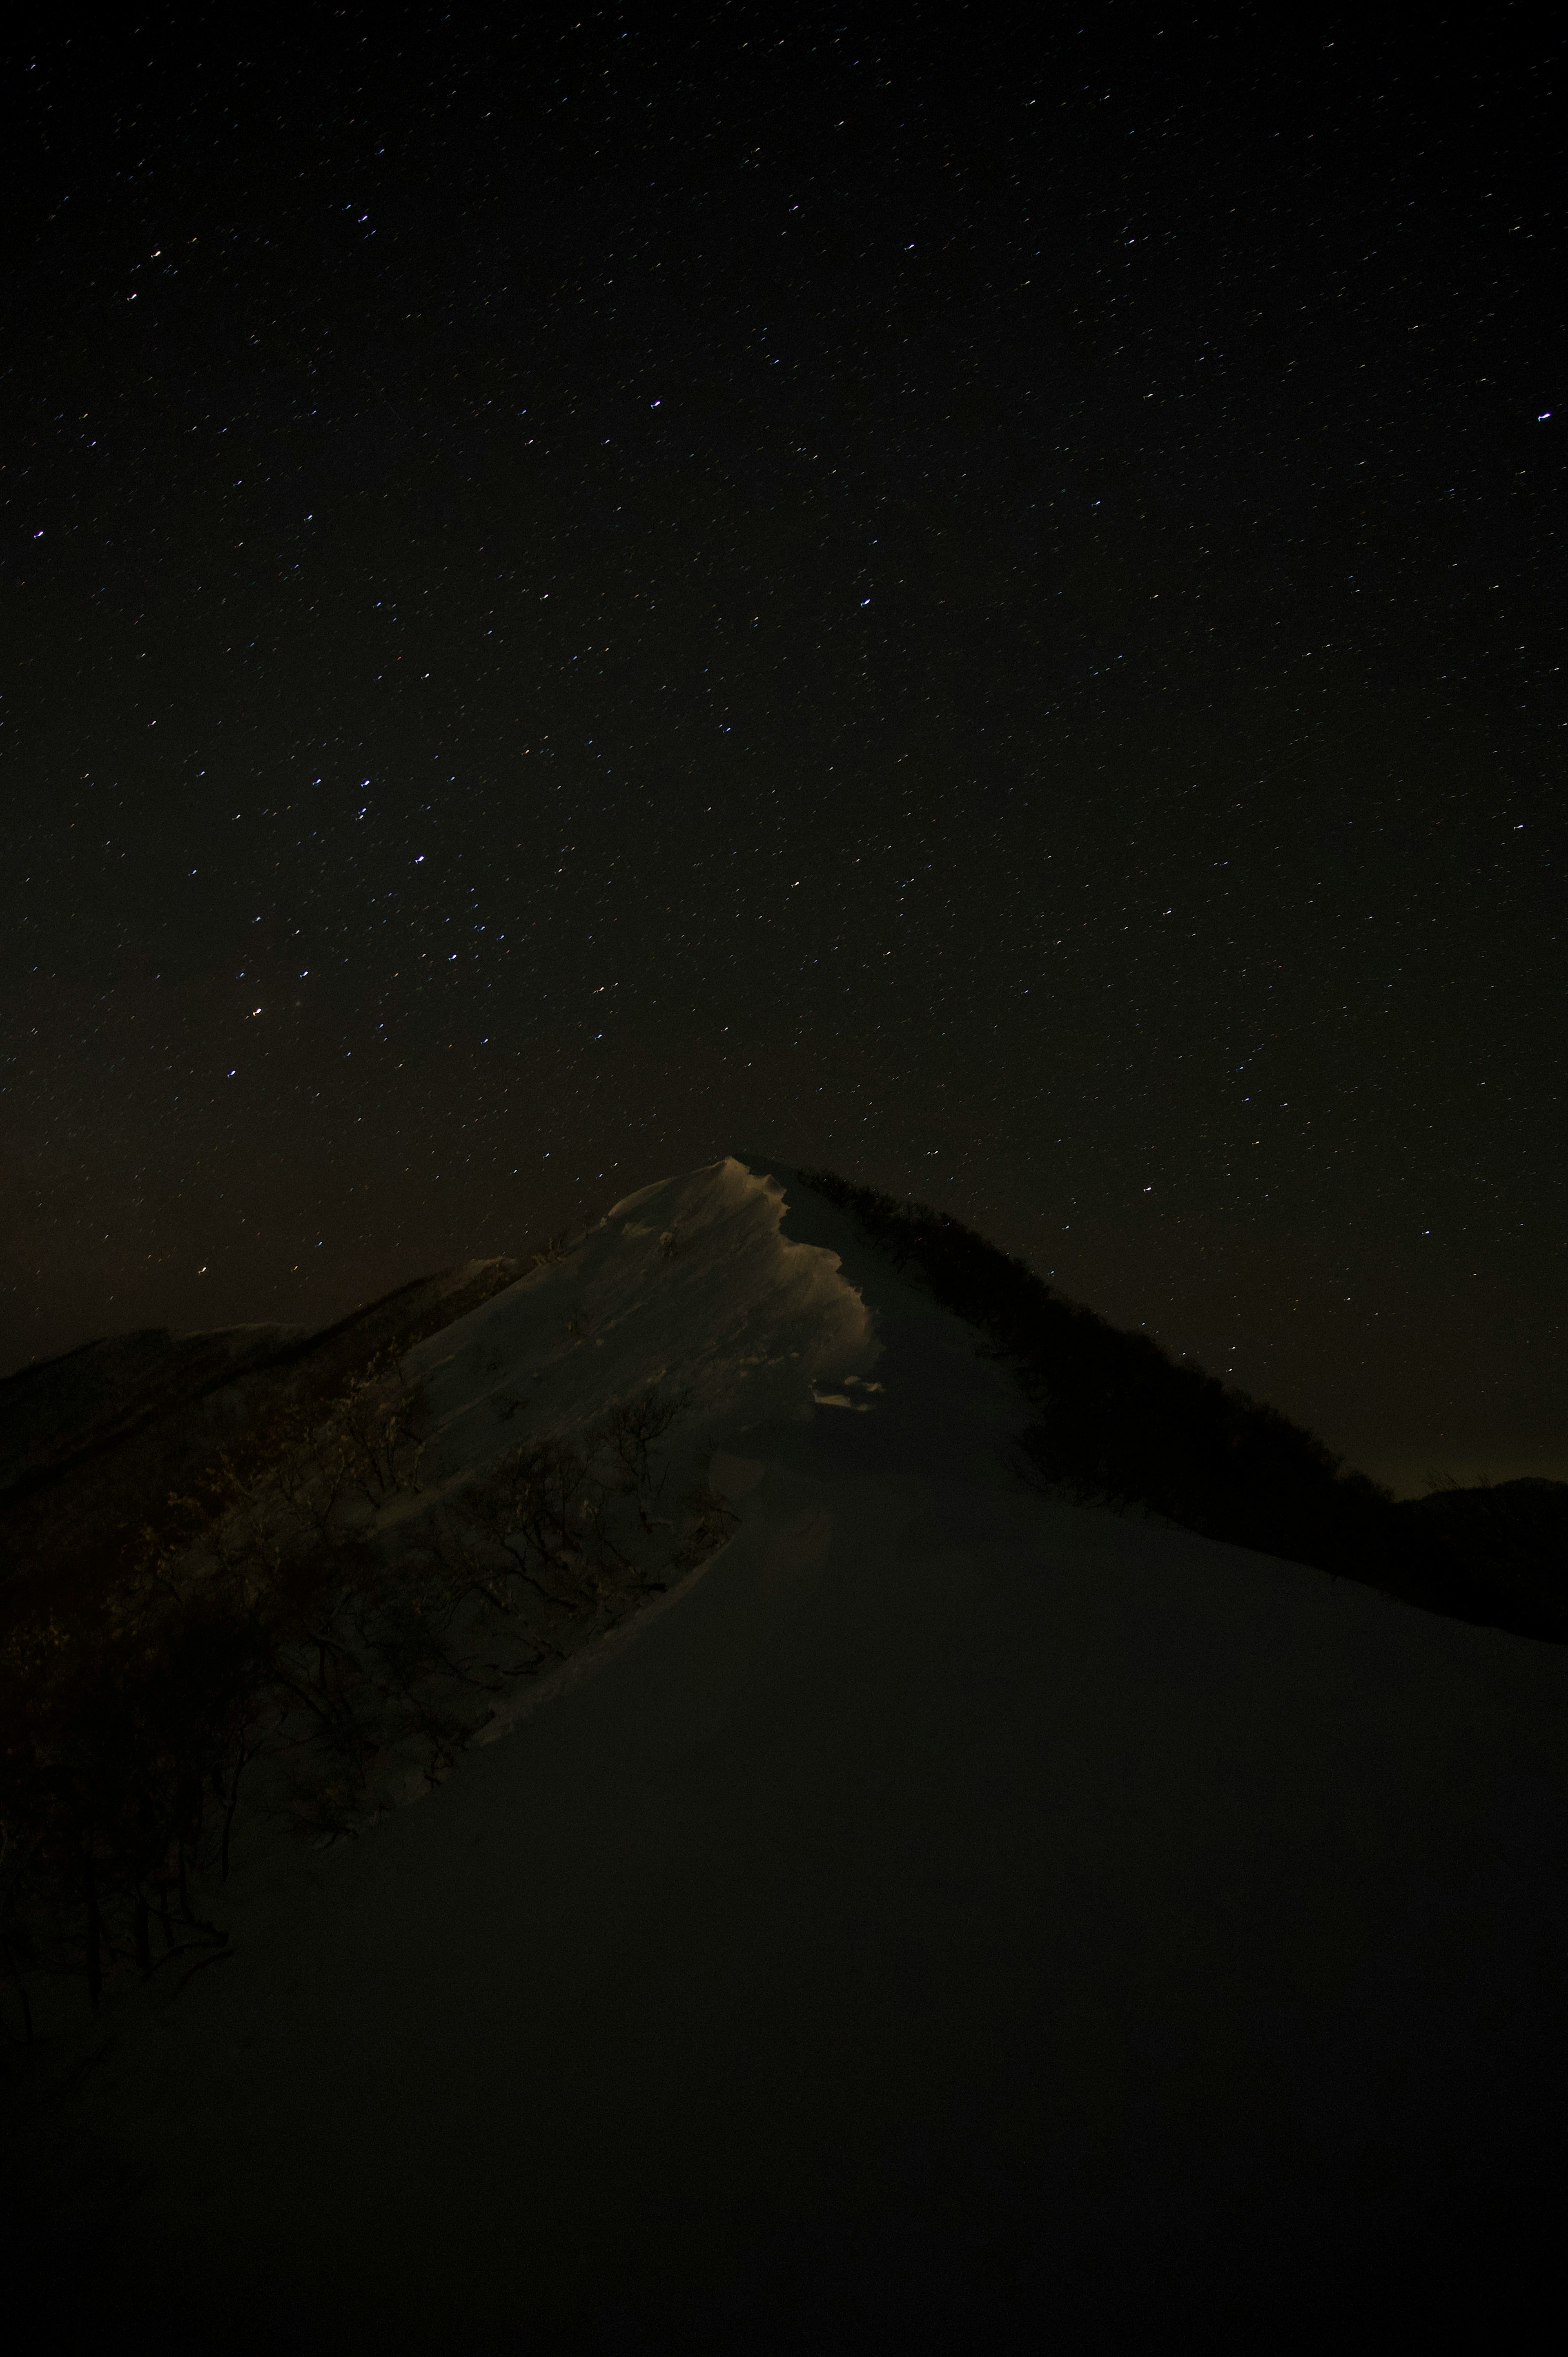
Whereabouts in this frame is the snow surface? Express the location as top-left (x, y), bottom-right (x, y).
top-left (401, 1155), bottom-right (886, 1507)
top-left (15, 1156), bottom-right (1568, 2352)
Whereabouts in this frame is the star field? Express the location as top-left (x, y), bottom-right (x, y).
top-left (3, 8), bottom-right (1562, 1492)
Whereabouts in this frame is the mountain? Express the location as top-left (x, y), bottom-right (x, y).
top-left (4, 1155), bottom-right (1565, 2352)
top-left (0, 1320), bottom-right (315, 1502)
top-left (0, 1258), bottom-right (527, 1620)
top-left (1397, 1475), bottom-right (1568, 1616)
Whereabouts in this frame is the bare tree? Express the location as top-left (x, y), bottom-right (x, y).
top-left (0, 1362), bottom-right (742, 2026)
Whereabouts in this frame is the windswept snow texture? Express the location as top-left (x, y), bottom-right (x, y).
top-left (16, 1157), bottom-right (1568, 2355)
top-left (403, 1156), bottom-right (883, 1501)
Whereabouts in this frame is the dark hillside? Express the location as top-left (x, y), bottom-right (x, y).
top-left (796, 1168), bottom-right (1567, 1643)
top-left (1396, 1476), bottom-right (1568, 1636)
top-left (0, 1259), bottom-right (525, 1632)
top-left (0, 1324), bottom-right (312, 1501)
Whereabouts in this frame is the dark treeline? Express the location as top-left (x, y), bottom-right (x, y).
top-left (797, 1167), bottom-right (1568, 1643)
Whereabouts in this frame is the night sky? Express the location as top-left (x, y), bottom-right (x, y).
top-left (4, 9), bottom-right (1562, 1494)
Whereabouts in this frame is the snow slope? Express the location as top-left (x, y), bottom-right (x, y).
top-left (13, 1156), bottom-right (1568, 2353)
top-left (401, 1155), bottom-right (886, 1510)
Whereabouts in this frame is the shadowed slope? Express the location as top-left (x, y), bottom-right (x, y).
top-left (790, 1162), bottom-right (1568, 1640)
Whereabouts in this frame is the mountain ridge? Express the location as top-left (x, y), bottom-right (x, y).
top-left (4, 1154), bottom-right (1564, 2351)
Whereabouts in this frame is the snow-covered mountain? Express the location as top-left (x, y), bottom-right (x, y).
top-left (403, 1154), bottom-right (888, 1495)
top-left (7, 1155), bottom-right (1566, 2352)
